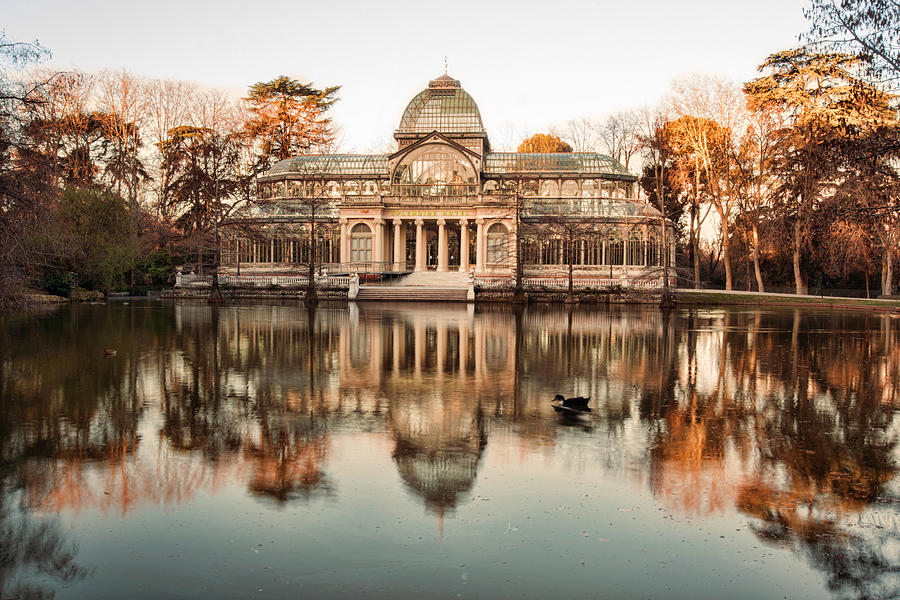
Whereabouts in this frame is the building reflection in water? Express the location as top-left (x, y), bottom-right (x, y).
top-left (1, 303), bottom-right (899, 597)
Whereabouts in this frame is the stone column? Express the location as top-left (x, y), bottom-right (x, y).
top-left (459, 219), bottom-right (469, 271)
top-left (373, 218), bottom-right (384, 266)
top-left (437, 219), bottom-right (447, 272)
top-left (415, 219), bottom-right (425, 272)
top-left (393, 219), bottom-right (403, 272)
top-left (475, 218), bottom-right (485, 273)
top-left (339, 219), bottom-right (348, 267)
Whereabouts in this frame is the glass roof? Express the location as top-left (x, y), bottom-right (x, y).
top-left (266, 154), bottom-right (390, 177)
top-left (484, 153), bottom-right (632, 177)
top-left (397, 75), bottom-right (485, 134)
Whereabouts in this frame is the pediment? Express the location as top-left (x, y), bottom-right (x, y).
top-left (389, 131), bottom-right (482, 168)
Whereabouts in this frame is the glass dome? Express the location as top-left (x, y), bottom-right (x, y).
top-left (397, 74), bottom-right (486, 134)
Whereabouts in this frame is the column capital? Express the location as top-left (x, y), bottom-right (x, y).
top-left (459, 218), bottom-right (469, 225)
top-left (475, 218), bottom-right (485, 225)
top-left (374, 217), bottom-right (385, 225)
top-left (415, 218), bottom-right (424, 226)
top-left (392, 218), bottom-right (403, 226)
top-left (339, 217), bottom-right (349, 225)
top-left (437, 218), bottom-right (446, 226)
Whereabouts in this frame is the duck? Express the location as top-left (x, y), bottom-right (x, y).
top-left (103, 349), bottom-right (117, 356)
top-left (553, 394), bottom-right (590, 407)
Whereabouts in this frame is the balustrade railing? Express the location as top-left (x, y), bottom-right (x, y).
top-left (474, 274), bottom-right (664, 290)
top-left (177, 273), bottom-right (353, 288)
top-left (179, 272), bottom-right (663, 291)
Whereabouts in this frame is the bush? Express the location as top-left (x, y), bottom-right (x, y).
top-left (139, 249), bottom-right (179, 285)
top-left (38, 270), bottom-right (78, 297)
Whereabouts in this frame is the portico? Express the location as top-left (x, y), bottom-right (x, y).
top-left (340, 211), bottom-right (499, 273)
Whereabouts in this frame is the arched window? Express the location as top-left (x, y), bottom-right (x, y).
top-left (648, 231), bottom-right (662, 266)
top-left (343, 180), bottom-right (359, 195)
top-left (605, 230), bottom-right (623, 265)
top-left (362, 180), bottom-right (378, 195)
top-left (502, 180), bottom-right (518, 193)
top-left (482, 180), bottom-right (499, 193)
top-left (561, 180), bottom-right (579, 197)
top-left (626, 229), bottom-right (643, 265)
top-left (325, 181), bottom-right (342, 198)
top-left (392, 145), bottom-right (477, 196)
top-left (522, 180), bottom-right (539, 196)
top-left (601, 180), bottom-right (616, 198)
top-left (350, 223), bottom-right (372, 263)
top-left (540, 180), bottom-right (559, 197)
top-left (288, 181), bottom-right (303, 197)
top-left (581, 180), bottom-right (598, 197)
top-left (486, 222), bottom-right (508, 264)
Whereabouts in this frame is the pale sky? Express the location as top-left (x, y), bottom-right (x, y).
top-left (6, 0), bottom-right (810, 152)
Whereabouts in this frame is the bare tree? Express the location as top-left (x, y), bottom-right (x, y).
top-left (670, 77), bottom-right (747, 291)
top-left (536, 201), bottom-right (602, 303)
top-left (145, 78), bottom-right (195, 220)
top-left (639, 106), bottom-right (675, 306)
top-left (556, 117), bottom-right (600, 153)
top-left (598, 110), bottom-right (641, 171)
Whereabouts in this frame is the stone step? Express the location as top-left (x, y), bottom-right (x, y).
top-left (355, 287), bottom-right (469, 302)
top-left (394, 271), bottom-right (471, 288)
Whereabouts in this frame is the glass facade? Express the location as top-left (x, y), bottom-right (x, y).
top-left (225, 73), bottom-right (674, 281)
top-left (392, 146), bottom-right (478, 197)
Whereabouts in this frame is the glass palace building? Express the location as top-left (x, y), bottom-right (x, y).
top-left (224, 74), bottom-right (674, 283)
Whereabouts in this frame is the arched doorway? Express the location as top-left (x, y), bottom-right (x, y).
top-left (486, 222), bottom-right (509, 266)
top-left (350, 223), bottom-right (372, 264)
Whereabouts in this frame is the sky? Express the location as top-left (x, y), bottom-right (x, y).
top-left (5, 0), bottom-right (811, 152)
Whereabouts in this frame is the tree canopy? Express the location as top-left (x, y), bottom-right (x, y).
top-left (804, 0), bottom-right (900, 84)
top-left (517, 133), bottom-right (572, 153)
top-left (244, 76), bottom-right (340, 170)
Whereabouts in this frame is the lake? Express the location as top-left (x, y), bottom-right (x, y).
top-left (1, 301), bottom-right (898, 599)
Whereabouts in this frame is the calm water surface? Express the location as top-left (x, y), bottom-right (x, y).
top-left (1, 301), bottom-right (899, 599)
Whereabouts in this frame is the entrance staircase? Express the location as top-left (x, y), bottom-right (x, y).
top-left (354, 271), bottom-right (472, 302)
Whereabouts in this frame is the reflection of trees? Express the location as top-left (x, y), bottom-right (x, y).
top-left (644, 308), bottom-right (900, 599)
top-left (0, 482), bottom-right (88, 600)
top-left (5, 301), bottom-right (900, 596)
top-left (165, 304), bottom-right (336, 504)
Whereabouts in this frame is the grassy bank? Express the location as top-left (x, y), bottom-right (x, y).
top-left (676, 289), bottom-right (900, 311)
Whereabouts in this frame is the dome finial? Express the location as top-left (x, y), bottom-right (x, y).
top-left (443, 55), bottom-right (448, 75)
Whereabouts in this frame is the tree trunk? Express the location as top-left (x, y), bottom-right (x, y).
top-left (883, 245), bottom-right (893, 296)
top-left (751, 222), bottom-right (765, 293)
top-left (721, 217), bottom-right (732, 291)
top-left (305, 214), bottom-right (318, 306)
top-left (566, 249), bottom-right (574, 304)
top-left (691, 202), bottom-right (700, 288)
top-left (792, 220), bottom-right (807, 295)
